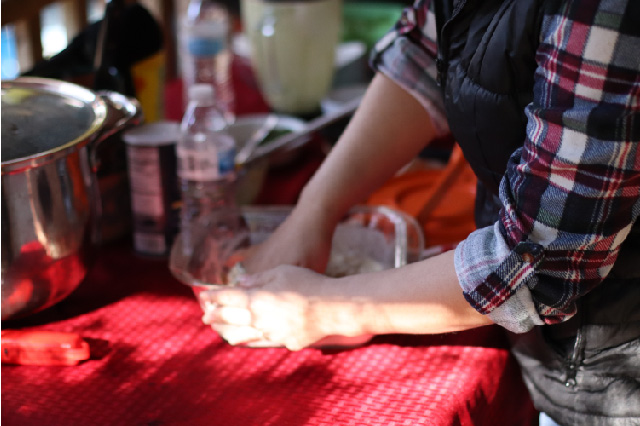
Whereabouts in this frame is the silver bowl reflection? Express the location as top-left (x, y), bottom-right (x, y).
top-left (229, 114), bottom-right (308, 205)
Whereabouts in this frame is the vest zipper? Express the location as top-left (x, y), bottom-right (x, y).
top-left (436, 58), bottom-right (445, 87)
top-left (434, 0), bottom-right (469, 90)
top-left (563, 300), bottom-right (585, 388)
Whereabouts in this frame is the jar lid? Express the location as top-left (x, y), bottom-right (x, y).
top-left (123, 121), bottom-right (181, 147)
top-left (1, 78), bottom-right (107, 164)
top-left (187, 84), bottom-right (215, 103)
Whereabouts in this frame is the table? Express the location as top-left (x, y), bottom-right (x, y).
top-left (2, 239), bottom-right (535, 426)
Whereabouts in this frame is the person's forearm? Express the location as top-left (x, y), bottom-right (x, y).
top-left (314, 251), bottom-right (494, 337)
top-left (296, 73), bottom-right (438, 227)
top-left (201, 251), bottom-right (493, 349)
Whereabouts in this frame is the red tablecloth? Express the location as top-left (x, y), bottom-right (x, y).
top-left (2, 241), bottom-right (535, 426)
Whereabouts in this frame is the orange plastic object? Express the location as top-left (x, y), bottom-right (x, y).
top-left (1, 330), bottom-right (91, 366)
top-left (367, 145), bottom-right (477, 247)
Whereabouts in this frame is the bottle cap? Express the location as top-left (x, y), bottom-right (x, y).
top-left (188, 84), bottom-right (215, 103)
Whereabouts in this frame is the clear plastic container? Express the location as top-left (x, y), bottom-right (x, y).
top-left (170, 204), bottom-right (424, 348)
top-left (173, 204), bottom-right (423, 294)
top-left (243, 205), bottom-right (424, 271)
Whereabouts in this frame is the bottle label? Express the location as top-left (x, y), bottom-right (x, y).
top-left (127, 146), bottom-right (164, 217)
top-left (134, 232), bottom-right (167, 256)
top-left (177, 146), bottom-right (236, 181)
top-left (187, 36), bottom-right (224, 57)
top-left (218, 147), bottom-right (235, 175)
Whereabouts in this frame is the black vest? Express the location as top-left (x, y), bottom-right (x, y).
top-left (437, 0), bottom-right (552, 194)
top-left (433, 1), bottom-right (640, 423)
top-left (434, 0), bottom-right (561, 229)
top-left (435, 0), bottom-right (639, 269)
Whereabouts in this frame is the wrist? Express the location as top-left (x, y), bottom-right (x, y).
top-left (292, 192), bottom-right (343, 233)
top-left (311, 300), bottom-right (370, 338)
top-left (307, 277), bottom-right (376, 338)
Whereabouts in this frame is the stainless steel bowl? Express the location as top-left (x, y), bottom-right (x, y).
top-left (227, 114), bottom-right (309, 204)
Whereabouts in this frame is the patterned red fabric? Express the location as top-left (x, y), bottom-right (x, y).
top-left (2, 242), bottom-right (536, 426)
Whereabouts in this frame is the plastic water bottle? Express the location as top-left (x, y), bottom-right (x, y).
top-left (170, 84), bottom-right (249, 286)
top-left (180, 0), bottom-right (234, 122)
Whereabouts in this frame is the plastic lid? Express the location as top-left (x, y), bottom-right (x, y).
top-left (123, 121), bottom-right (180, 146)
top-left (187, 84), bottom-right (215, 103)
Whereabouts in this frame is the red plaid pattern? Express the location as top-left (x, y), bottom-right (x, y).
top-left (371, 0), bottom-right (640, 332)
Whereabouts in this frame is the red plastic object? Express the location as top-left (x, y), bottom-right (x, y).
top-left (1, 330), bottom-right (90, 366)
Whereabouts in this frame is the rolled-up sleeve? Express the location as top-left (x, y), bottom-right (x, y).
top-left (369, 0), bottom-right (450, 136)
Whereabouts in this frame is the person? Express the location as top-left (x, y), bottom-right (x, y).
top-left (200, 0), bottom-right (640, 424)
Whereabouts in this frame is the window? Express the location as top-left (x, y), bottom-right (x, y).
top-left (41, 4), bottom-right (69, 58)
top-left (1, 26), bottom-right (20, 79)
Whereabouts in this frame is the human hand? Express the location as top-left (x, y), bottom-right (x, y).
top-left (200, 265), bottom-right (368, 351)
top-left (241, 206), bottom-right (336, 275)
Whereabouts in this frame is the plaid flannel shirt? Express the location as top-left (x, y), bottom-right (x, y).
top-left (371, 0), bottom-right (640, 332)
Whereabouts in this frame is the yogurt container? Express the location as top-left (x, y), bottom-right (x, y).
top-left (123, 121), bottom-right (181, 257)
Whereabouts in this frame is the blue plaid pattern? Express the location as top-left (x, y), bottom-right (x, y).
top-left (371, 0), bottom-right (640, 332)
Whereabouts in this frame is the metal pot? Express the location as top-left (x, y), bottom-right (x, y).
top-left (1, 78), bottom-right (142, 320)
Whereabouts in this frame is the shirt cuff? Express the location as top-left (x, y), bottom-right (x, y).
top-left (454, 224), bottom-right (545, 333)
